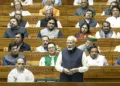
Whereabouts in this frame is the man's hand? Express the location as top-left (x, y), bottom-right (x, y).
top-left (63, 68), bottom-right (72, 75)
top-left (70, 68), bottom-right (79, 74)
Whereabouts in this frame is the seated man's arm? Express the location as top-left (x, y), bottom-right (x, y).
top-left (78, 52), bottom-right (88, 72)
top-left (7, 70), bottom-right (16, 82)
top-left (55, 52), bottom-right (64, 72)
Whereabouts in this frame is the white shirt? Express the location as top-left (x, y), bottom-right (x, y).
top-left (114, 45), bottom-right (120, 52)
top-left (116, 32), bottom-right (120, 38)
top-left (7, 68), bottom-right (34, 82)
top-left (7, 22), bottom-right (29, 28)
top-left (36, 20), bottom-right (63, 28)
top-left (55, 51), bottom-right (88, 73)
top-left (39, 55), bottom-right (56, 66)
top-left (107, 0), bottom-right (116, 5)
top-left (75, 21), bottom-right (100, 28)
top-left (9, 11), bottom-right (31, 16)
top-left (11, 0), bottom-right (33, 5)
top-left (106, 16), bottom-right (120, 28)
top-left (86, 55), bottom-right (108, 66)
top-left (73, 0), bottom-right (94, 5)
top-left (95, 31), bottom-right (116, 39)
top-left (36, 46), bottom-right (47, 52)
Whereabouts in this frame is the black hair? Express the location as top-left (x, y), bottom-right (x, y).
top-left (110, 1), bottom-right (119, 8)
top-left (102, 21), bottom-right (111, 27)
top-left (89, 44), bottom-right (99, 53)
top-left (8, 42), bottom-right (17, 51)
top-left (47, 42), bottom-right (57, 51)
top-left (85, 9), bottom-right (94, 17)
top-left (110, 5), bottom-right (120, 15)
top-left (15, 32), bottom-right (24, 40)
top-left (10, 17), bottom-right (19, 24)
top-left (47, 17), bottom-right (58, 27)
top-left (80, 23), bottom-right (91, 34)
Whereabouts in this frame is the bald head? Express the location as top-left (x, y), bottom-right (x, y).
top-left (67, 36), bottom-right (77, 43)
top-left (67, 36), bottom-right (77, 50)
top-left (16, 58), bottom-right (25, 71)
top-left (17, 58), bottom-right (24, 64)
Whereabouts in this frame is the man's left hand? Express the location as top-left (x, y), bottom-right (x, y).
top-left (70, 68), bottom-right (79, 74)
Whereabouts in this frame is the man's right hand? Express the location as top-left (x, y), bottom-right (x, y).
top-left (63, 68), bottom-right (72, 75)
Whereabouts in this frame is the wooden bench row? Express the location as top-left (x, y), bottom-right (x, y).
top-left (0, 16), bottom-right (108, 27)
top-left (0, 5), bottom-right (109, 16)
top-left (0, 0), bottom-right (109, 5)
top-left (0, 51), bottom-right (119, 65)
top-left (0, 66), bottom-right (120, 82)
top-left (0, 27), bottom-right (120, 38)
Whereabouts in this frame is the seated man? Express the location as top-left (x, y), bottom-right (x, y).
top-left (39, 0), bottom-right (60, 16)
top-left (75, 10), bottom-right (99, 28)
top-left (42, 0), bottom-right (62, 6)
top-left (2, 43), bottom-right (26, 66)
top-left (86, 44), bottom-right (108, 66)
top-left (8, 10), bottom-right (29, 28)
top-left (8, 33), bottom-right (31, 52)
top-left (9, 1), bottom-right (31, 16)
top-left (95, 21), bottom-right (116, 38)
top-left (78, 36), bottom-right (98, 52)
top-left (101, 1), bottom-right (119, 16)
top-left (106, 6), bottom-right (120, 28)
top-left (4, 17), bottom-right (28, 38)
top-left (73, 0), bottom-right (93, 5)
top-left (74, 0), bottom-right (95, 16)
top-left (36, 9), bottom-right (62, 28)
top-left (37, 17), bottom-right (63, 39)
top-left (7, 58), bottom-right (34, 82)
top-left (36, 36), bottom-right (50, 52)
top-left (39, 42), bottom-right (58, 66)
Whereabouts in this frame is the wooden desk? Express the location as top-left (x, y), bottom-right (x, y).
top-left (0, 66), bottom-right (120, 82)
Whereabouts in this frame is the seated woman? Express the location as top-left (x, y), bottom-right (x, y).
top-left (9, 1), bottom-right (31, 16)
top-left (75, 23), bottom-right (92, 39)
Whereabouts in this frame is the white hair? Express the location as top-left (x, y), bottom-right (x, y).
top-left (67, 36), bottom-right (77, 43)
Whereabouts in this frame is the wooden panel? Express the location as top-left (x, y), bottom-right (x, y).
top-left (0, 66), bottom-right (120, 82)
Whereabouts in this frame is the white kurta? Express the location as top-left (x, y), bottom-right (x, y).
top-left (36, 46), bottom-right (47, 52)
top-left (106, 16), bottom-right (120, 28)
top-left (86, 55), bottom-right (108, 66)
top-left (7, 68), bottom-right (34, 82)
top-left (95, 31), bottom-right (117, 39)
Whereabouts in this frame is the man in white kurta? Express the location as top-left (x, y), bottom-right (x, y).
top-left (7, 58), bottom-right (34, 82)
top-left (55, 36), bottom-right (88, 82)
top-left (86, 44), bottom-right (108, 66)
top-left (95, 21), bottom-right (116, 39)
top-left (106, 6), bottom-right (120, 28)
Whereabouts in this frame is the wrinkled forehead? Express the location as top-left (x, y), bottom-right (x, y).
top-left (17, 58), bottom-right (24, 64)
